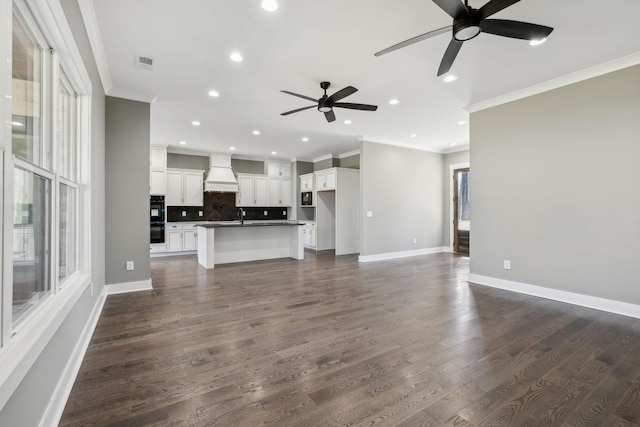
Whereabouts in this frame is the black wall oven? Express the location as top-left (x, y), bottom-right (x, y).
top-left (150, 223), bottom-right (165, 244)
top-left (150, 196), bottom-right (165, 243)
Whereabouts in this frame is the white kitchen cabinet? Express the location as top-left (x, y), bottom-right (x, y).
top-left (265, 160), bottom-right (291, 177)
top-left (303, 223), bottom-right (317, 249)
top-left (150, 168), bottom-right (166, 195)
top-left (182, 227), bottom-right (198, 251)
top-left (236, 174), bottom-right (268, 206)
top-left (165, 223), bottom-right (198, 252)
top-left (315, 169), bottom-right (336, 191)
top-left (166, 226), bottom-right (183, 252)
top-left (268, 177), bottom-right (292, 207)
top-left (150, 145), bottom-right (167, 168)
top-left (166, 169), bottom-right (204, 206)
top-left (300, 173), bottom-right (314, 192)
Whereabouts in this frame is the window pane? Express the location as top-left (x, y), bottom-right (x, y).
top-left (58, 77), bottom-right (76, 180)
top-left (59, 184), bottom-right (77, 283)
top-left (12, 11), bottom-right (43, 166)
top-left (457, 170), bottom-right (470, 231)
top-left (13, 168), bottom-right (51, 325)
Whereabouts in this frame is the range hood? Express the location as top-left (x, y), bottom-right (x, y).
top-left (204, 153), bottom-right (239, 192)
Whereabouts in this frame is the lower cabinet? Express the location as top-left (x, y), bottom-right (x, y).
top-left (166, 223), bottom-right (198, 252)
top-left (303, 223), bottom-right (317, 249)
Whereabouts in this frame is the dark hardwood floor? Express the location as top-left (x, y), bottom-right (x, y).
top-left (60, 251), bottom-right (640, 426)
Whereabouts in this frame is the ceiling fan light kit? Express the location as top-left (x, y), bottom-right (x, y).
top-left (375, 0), bottom-right (554, 76)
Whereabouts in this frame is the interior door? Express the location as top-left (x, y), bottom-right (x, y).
top-left (453, 167), bottom-right (470, 255)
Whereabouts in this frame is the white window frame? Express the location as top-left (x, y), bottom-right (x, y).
top-left (0, 0), bottom-right (93, 411)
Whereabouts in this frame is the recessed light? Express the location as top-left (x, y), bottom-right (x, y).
top-left (389, 99), bottom-right (399, 105)
top-left (253, 130), bottom-right (261, 135)
top-left (410, 134), bottom-right (417, 138)
top-left (261, 0), bottom-right (278, 12)
top-left (529, 38), bottom-right (547, 46)
top-left (230, 146), bottom-right (236, 151)
top-left (443, 75), bottom-right (458, 83)
top-left (208, 90), bottom-right (220, 97)
top-left (271, 151), bottom-right (277, 155)
top-left (458, 121), bottom-right (467, 125)
top-left (179, 140), bottom-right (186, 145)
top-left (192, 120), bottom-right (201, 126)
top-left (302, 137), bottom-right (309, 142)
top-left (344, 120), bottom-right (352, 125)
top-left (230, 52), bottom-right (244, 62)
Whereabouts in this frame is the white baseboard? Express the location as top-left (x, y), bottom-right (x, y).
top-left (105, 278), bottom-right (153, 295)
top-left (359, 247), bottom-right (448, 263)
top-left (39, 287), bottom-right (107, 427)
top-left (150, 250), bottom-right (196, 258)
top-left (468, 274), bottom-right (640, 319)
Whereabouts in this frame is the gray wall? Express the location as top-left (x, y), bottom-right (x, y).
top-left (442, 150), bottom-right (470, 248)
top-left (360, 141), bottom-right (444, 256)
top-left (470, 64), bottom-right (640, 305)
top-left (167, 153), bottom-right (208, 170)
top-left (339, 154), bottom-right (360, 169)
top-left (0, 0), bottom-right (106, 424)
top-left (314, 157), bottom-right (339, 171)
top-left (105, 97), bottom-right (150, 285)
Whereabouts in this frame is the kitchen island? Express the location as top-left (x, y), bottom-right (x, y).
top-left (196, 221), bottom-right (305, 269)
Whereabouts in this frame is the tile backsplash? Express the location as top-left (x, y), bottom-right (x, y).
top-left (166, 192), bottom-right (287, 222)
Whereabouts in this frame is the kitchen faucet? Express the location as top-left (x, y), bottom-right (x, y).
top-left (238, 207), bottom-right (244, 224)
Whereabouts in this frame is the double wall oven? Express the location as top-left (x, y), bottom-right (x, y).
top-left (150, 196), bottom-right (165, 243)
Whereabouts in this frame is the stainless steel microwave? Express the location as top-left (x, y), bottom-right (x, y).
top-left (301, 192), bottom-right (313, 206)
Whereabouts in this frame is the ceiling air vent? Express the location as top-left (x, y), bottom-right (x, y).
top-left (135, 55), bottom-right (155, 71)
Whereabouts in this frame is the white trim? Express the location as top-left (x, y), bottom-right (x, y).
top-left (338, 149), bottom-right (360, 159)
top-left (76, 0), bottom-right (112, 93)
top-left (466, 52), bottom-right (640, 113)
top-left (151, 250), bottom-right (196, 258)
top-left (449, 162), bottom-right (470, 252)
top-left (105, 279), bottom-right (153, 295)
top-left (359, 247), bottom-right (448, 263)
top-left (313, 153), bottom-right (333, 163)
top-left (38, 286), bottom-right (106, 427)
top-left (468, 274), bottom-right (640, 320)
top-left (442, 145), bottom-right (470, 154)
top-left (0, 273), bottom-right (91, 410)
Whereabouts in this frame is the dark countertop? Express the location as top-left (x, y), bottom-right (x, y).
top-left (196, 220), bottom-right (305, 228)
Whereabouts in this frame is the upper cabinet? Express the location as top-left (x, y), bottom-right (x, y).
top-left (300, 173), bottom-right (314, 192)
top-left (150, 145), bottom-right (167, 195)
top-left (269, 177), bottom-right (292, 207)
top-left (166, 169), bottom-right (204, 206)
top-left (236, 174), bottom-right (268, 207)
top-left (150, 146), bottom-right (167, 168)
top-left (315, 169), bottom-right (336, 191)
top-left (265, 160), bottom-right (291, 177)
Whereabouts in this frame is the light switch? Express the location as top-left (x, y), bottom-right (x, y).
top-left (366, 211), bottom-right (373, 218)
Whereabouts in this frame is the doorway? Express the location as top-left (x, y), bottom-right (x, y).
top-left (452, 167), bottom-right (470, 255)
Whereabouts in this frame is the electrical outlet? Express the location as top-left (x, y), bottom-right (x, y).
top-left (366, 211), bottom-right (373, 218)
top-left (264, 211), bottom-right (268, 216)
top-left (199, 211), bottom-right (203, 216)
top-left (503, 260), bottom-right (511, 270)
top-left (282, 210), bottom-right (286, 216)
top-left (126, 261), bottom-right (134, 271)
top-left (413, 238), bottom-right (417, 244)
top-left (182, 211), bottom-right (186, 216)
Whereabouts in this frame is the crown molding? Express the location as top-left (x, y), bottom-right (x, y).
top-left (77, 0), bottom-right (112, 93)
top-left (467, 52), bottom-right (640, 113)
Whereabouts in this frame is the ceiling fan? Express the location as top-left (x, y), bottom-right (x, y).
top-left (280, 81), bottom-right (378, 123)
top-left (374, 0), bottom-right (554, 76)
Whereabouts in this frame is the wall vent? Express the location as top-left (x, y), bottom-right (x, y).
top-left (135, 55), bottom-right (155, 71)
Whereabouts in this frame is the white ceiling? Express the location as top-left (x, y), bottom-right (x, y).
top-left (91, 0), bottom-right (640, 161)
